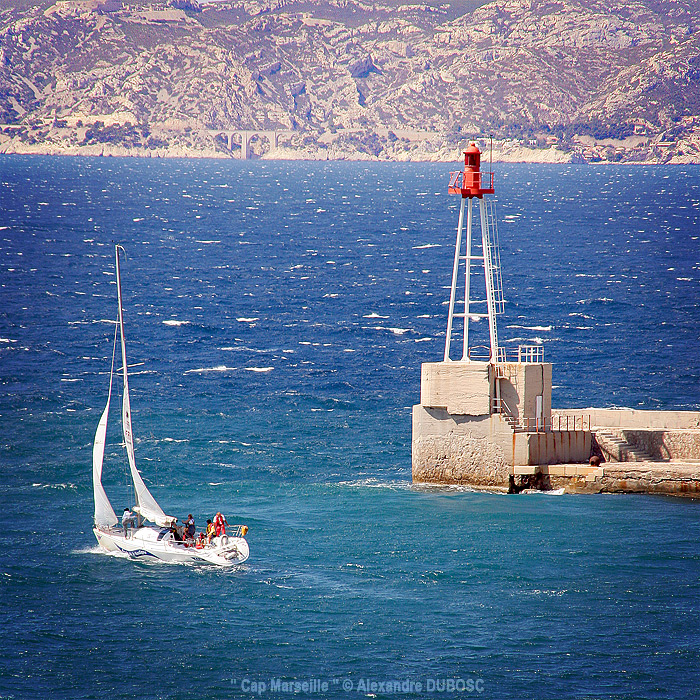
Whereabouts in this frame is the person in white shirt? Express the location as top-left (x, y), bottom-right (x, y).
top-left (122, 507), bottom-right (137, 538)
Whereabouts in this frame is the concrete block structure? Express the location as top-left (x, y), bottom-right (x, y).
top-left (411, 145), bottom-right (699, 496)
top-left (412, 359), bottom-right (591, 490)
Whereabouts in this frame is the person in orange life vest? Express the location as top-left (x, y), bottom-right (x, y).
top-left (205, 519), bottom-right (215, 543)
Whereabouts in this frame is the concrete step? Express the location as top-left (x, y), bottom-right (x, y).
top-left (595, 429), bottom-right (654, 462)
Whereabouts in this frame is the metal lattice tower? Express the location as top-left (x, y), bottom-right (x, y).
top-left (444, 142), bottom-right (504, 363)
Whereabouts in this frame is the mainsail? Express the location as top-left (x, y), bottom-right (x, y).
top-left (115, 246), bottom-right (175, 528)
top-left (93, 326), bottom-right (119, 528)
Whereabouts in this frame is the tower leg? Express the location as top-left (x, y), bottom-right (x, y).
top-left (445, 198), bottom-right (466, 362)
top-left (480, 198), bottom-right (498, 360)
top-left (480, 198), bottom-right (501, 413)
top-left (462, 198), bottom-right (473, 361)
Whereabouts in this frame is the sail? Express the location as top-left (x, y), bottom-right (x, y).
top-left (93, 326), bottom-right (119, 528)
top-left (115, 246), bottom-right (175, 528)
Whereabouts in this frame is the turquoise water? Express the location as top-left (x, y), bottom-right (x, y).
top-left (1, 156), bottom-right (699, 699)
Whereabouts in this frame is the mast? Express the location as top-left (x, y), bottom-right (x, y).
top-left (114, 245), bottom-right (174, 527)
top-left (115, 245), bottom-right (138, 507)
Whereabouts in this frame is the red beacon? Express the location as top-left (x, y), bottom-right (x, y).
top-left (448, 142), bottom-right (494, 198)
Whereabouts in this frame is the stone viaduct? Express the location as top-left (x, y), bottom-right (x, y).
top-left (207, 129), bottom-right (294, 159)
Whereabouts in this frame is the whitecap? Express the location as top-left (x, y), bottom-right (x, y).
top-left (163, 320), bottom-right (190, 326)
top-left (506, 325), bottom-right (553, 331)
top-left (412, 482), bottom-right (508, 495)
top-left (78, 546), bottom-right (132, 560)
top-left (521, 488), bottom-right (565, 496)
top-left (412, 243), bottom-right (442, 249)
top-left (363, 313), bottom-right (388, 319)
top-left (335, 478), bottom-right (412, 490)
top-left (32, 483), bottom-right (77, 490)
top-left (388, 327), bottom-right (410, 335)
top-left (73, 545), bottom-right (112, 555)
top-left (237, 317), bottom-right (259, 322)
top-left (245, 366), bottom-right (273, 372)
top-left (195, 240), bottom-right (221, 244)
top-left (133, 217), bottom-right (144, 222)
top-left (0, 338), bottom-right (17, 343)
top-left (184, 366), bottom-right (236, 374)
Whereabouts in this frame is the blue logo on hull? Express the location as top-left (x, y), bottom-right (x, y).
top-left (116, 543), bottom-right (157, 559)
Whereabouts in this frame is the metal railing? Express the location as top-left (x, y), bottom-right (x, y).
top-left (447, 170), bottom-right (495, 194)
top-left (551, 414), bottom-right (591, 432)
top-left (492, 398), bottom-right (591, 433)
top-left (517, 345), bottom-right (544, 363)
top-left (494, 345), bottom-right (545, 364)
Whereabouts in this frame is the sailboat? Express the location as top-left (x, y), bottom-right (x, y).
top-left (92, 245), bottom-right (249, 566)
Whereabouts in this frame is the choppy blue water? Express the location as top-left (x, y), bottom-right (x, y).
top-left (1, 156), bottom-right (699, 700)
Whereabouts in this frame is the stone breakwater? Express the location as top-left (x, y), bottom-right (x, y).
top-left (512, 461), bottom-right (700, 497)
top-left (412, 362), bottom-right (700, 498)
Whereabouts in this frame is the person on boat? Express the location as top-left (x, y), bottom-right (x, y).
top-left (169, 522), bottom-right (184, 542)
top-left (122, 507), bottom-right (137, 538)
top-left (185, 514), bottom-right (195, 541)
top-left (213, 512), bottom-right (227, 537)
top-left (205, 519), bottom-right (215, 543)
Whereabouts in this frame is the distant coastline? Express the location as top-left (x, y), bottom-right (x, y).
top-left (2, 131), bottom-right (698, 164)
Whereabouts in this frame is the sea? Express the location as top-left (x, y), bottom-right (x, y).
top-left (1, 155), bottom-right (699, 700)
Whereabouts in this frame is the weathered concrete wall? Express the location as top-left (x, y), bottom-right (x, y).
top-left (554, 408), bottom-right (700, 430)
top-left (526, 430), bottom-right (591, 466)
top-left (595, 463), bottom-right (700, 496)
top-left (420, 362), bottom-right (492, 415)
top-left (614, 429), bottom-right (700, 462)
top-left (499, 362), bottom-right (552, 424)
top-left (411, 405), bottom-right (591, 484)
top-left (516, 462), bottom-right (700, 497)
top-left (413, 361), bottom-right (589, 488)
top-left (547, 463), bottom-right (700, 496)
top-left (411, 407), bottom-right (515, 487)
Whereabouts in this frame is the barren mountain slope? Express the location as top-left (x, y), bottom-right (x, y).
top-left (1, 0), bottom-right (698, 160)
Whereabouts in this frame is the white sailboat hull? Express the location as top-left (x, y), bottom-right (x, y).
top-left (94, 526), bottom-right (249, 566)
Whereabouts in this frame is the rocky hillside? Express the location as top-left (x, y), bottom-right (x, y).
top-left (1, 0), bottom-right (699, 161)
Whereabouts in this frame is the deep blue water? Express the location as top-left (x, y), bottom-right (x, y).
top-left (1, 156), bottom-right (699, 700)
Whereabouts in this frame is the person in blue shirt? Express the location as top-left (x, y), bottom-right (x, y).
top-left (185, 514), bottom-right (196, 541)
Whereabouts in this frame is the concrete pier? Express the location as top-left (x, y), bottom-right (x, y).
top-left (412, 149), bottom-right (699, 497)
top-left (411, 361), bottom-right (700, 497)
top-left (514, 461), bottom-right (700, 497)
